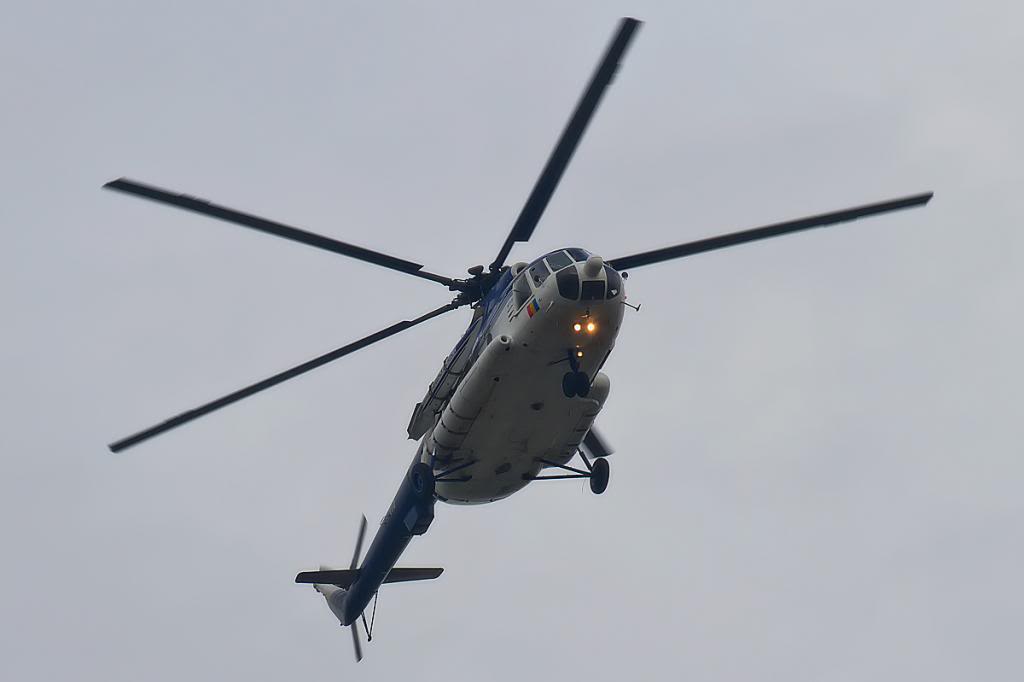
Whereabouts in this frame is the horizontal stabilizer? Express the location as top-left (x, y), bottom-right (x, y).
top-left (295, 567), bottom-right (443, 587)
top-left (382, 567), bottom-right (444, 583)
top-left (296, 568), bottom-right (359, 588)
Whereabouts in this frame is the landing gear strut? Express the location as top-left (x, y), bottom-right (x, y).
top-left (524, 448), bottom-right (610, 495)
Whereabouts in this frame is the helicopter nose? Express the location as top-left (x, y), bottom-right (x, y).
top-left (545, 253), bottom-right (625, 303)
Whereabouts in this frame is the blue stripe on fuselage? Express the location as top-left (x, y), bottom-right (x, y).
top-left (473, 269), bottom-right (514, 354)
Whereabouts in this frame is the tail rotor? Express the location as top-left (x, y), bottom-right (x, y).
top-left (295, 511), bottom-right (445, 663)
top-left (347, 515), bottom-right (368, 662)
top-left (350, 515), bottom-right (368, 571)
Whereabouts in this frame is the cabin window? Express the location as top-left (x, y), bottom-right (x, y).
top-left (529, 262), bottom-right (550, 287)
top-left (556, 268), bottom-right (580, 299)
top-left (567, 248), bottom-right (591, 262)
top-left (580, 280), bottom-right (605, 301)
top-left (604, 265), bottom-right (622, 299)
top-left (512, 271), bottom-right (533, 309)
top-left (545, 250), bottom-right (573, 271)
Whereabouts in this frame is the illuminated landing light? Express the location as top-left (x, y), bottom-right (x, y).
top-left (586, 321), bottom-right (596, 333)
top-left (573, 323), bottom-right (582, 332)
top-left (576, 350), bottom-right (584, 358)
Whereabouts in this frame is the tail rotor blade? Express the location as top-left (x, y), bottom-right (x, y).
top-left (350, 623), bottom-right (363, 663)
top-left (350, 515), bottom-right (368, 570)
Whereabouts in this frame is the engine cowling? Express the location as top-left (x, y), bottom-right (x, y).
top-left (429, 334), bottom-right (516, 460)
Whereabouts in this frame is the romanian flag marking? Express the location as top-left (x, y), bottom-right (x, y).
top-left (526, 298), bottom-right (541, 318)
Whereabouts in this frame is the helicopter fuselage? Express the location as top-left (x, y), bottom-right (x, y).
top-left (313, 249), bottom-right (629, 630)
top-left (412, 248), bottom-right (625, 504)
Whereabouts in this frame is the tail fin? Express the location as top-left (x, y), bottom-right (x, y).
top-left (310, 565), bottom-right (345, 596)
top-left (295, 515), bottom-right (443, 663)
top-left (313, 582), bottom-right (339, 596)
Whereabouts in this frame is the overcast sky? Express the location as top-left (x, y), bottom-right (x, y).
top-left (3, 1), bottom-right (1022, 680)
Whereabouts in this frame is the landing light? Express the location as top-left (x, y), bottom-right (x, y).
top-left (586, 321), bottom-right (596, 333)
top-left (573, 323), bottom-right (582, 332)
top-left (577, 350), bottom-right (584, 358)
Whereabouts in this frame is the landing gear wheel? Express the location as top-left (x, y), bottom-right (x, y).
top-left (409, 462), bottom-right (435, 500)
top-left (562, 371), bottom-right (591, 398)
top-left (562, 372), bottom-right (576, 398)
top-left (574, 372), bottom-right (590, 397)
top-left (589, 457), bottom-right (609, 494)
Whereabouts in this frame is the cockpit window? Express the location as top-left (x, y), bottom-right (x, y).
top-left (556, 268), bottom-right (580, 299)
top-left (567, 248), bottom-right (591, 262)
top-left (512, 270), bottom-right (533, 309)
top-left (604, 265), bottom-right (622, 299)
top-left (529, 261), bottom-right (549, 287)
top-left (545, 250), bottom-right (573, 271)
top-left (580, 280), bottom-right (605, 301)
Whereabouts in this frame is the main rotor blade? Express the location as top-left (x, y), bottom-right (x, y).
top-left (105, 178), bottom-right (456, 287)
top-left (490, 17), bottom-right (642, 270)
top-left (606, 192), bottom-right (933, 271)
top-left (108, 302), bottom-right (461, 452)
top-left (582, 426), bottom-right (614, 459)
top-left (350, 515), bottom-right (368, 570)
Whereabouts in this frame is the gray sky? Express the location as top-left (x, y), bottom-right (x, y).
top-left (3, 1), bottom-right (1022, 680)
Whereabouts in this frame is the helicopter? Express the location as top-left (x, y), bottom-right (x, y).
top-left (106, 17), bottom-right (932, 661)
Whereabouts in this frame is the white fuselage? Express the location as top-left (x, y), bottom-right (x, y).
top-left (417, 252), bottom-right (625, 504)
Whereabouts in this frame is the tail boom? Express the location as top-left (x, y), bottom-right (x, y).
top-left (298, 460), bottom-right (438, 627)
